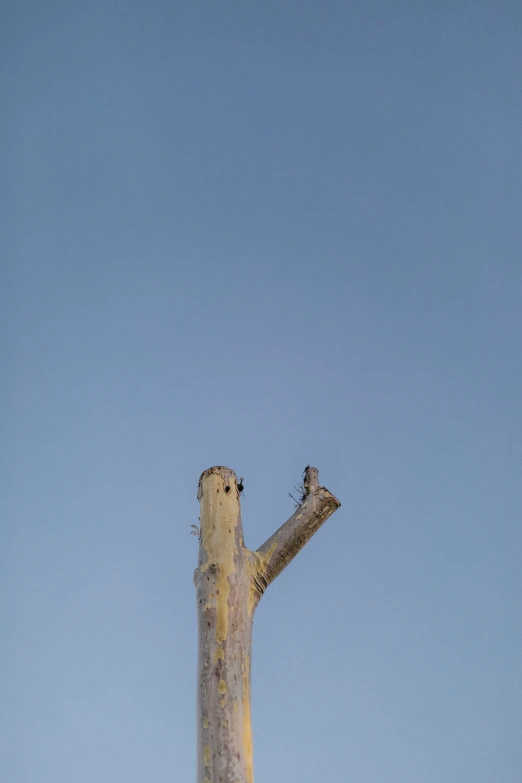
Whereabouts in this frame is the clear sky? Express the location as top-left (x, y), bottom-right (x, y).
top-left (2, 1), bottom-right (521, 781)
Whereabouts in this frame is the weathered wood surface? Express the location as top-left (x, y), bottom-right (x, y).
top-left (194, 465), bottom-right (340, 783)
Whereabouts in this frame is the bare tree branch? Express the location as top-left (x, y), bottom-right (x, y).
top-left (255, 466), bottom-right (341, 590)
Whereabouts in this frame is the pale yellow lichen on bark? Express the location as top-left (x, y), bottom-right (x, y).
top-left (204, 746), bottom-right (210, 766)
top-left (245, 542), bottom-right (278, 616)
top-left (214, 646), bottom-right (225, 662)
top-left (218, 679), bottom-right (227, 694)
top-left (199, 472), bottom-right (239, 644)
top-left (248, 584), bottom-right (257, 617)
top-left (253, 541), bottom-right (278, 575)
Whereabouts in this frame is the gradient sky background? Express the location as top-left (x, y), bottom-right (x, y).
top-left (2, 1), bottom-right (522, 781)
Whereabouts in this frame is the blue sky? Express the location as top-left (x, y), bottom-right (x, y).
top-left (2, 1), bottom-right (521, 781)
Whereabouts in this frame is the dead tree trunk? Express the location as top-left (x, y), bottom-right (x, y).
top-left (194, 465), bottom-right (340, 783)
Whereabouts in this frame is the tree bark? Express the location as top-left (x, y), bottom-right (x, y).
top-left (194, 465), bottom-right (340, 783)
